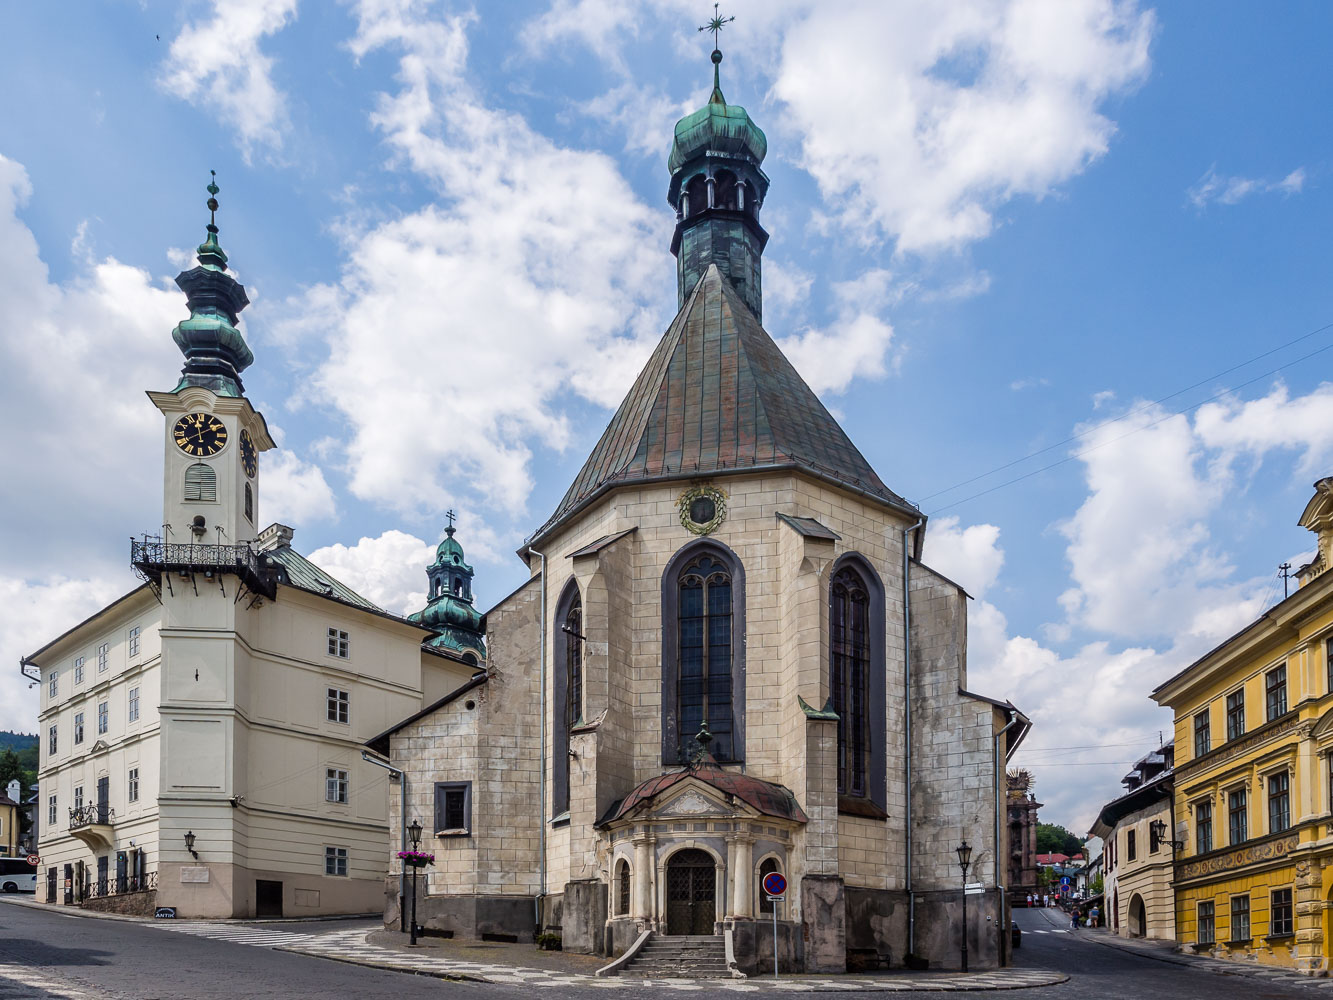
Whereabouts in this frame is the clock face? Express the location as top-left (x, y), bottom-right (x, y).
top-left (173, 412), bottom-right (229, 457)
top-left (239, 429), bottom-right (257, 478)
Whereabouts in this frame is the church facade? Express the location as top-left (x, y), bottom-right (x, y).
top-left (369, 50), bottom-right (1029, 974)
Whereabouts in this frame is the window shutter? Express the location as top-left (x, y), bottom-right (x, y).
top-left (184, 463), bottom-right (217, 502)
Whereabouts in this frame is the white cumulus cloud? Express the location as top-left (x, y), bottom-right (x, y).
top-left (306, 530), bottom-right (434, 617)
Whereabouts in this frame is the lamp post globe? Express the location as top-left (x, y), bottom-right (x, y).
top-left (409, 819), bottom-right (423, 850)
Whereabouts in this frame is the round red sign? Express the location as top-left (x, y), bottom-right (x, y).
top-left (762, 871), bottom-right (787, 897)
top-left (25, 855), bottom-right (40, 866)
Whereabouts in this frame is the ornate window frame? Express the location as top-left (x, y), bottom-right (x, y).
top-left (661, 539), bottom-right (746, 765)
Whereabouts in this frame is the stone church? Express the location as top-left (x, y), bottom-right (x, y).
top-left (369, 47), bottom-right (1030, 974)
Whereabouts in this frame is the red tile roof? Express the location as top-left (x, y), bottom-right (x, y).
top-left (604, 760), bottom-right (808, 826)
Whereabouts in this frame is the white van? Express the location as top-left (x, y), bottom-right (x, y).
top-left (0, 858), bottom-right (38, 893)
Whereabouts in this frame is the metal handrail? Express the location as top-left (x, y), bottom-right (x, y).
top-left (68, 803), bottom-right (115, 828)
top-left (82, 871), bottom-right (158, 899)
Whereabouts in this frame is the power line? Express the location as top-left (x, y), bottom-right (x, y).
top-left (928, 337), bottom-right (1333, 515)
top-left (1013, 739), bottom-right (1158, 752)
top-left (920, 318), bottom-right (1333, 507)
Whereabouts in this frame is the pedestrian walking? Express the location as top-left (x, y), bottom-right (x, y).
top-left (1026, 893), bottom-right (1033, 908)
top-left (1070, 908), bottom-right (1080, 930)
top-left (1090, 905), bottom-right (1100, 928)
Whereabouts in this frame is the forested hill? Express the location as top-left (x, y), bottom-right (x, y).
top-left (0, 732), bottom-right (37, 753)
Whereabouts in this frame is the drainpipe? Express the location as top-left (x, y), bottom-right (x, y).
top-left (902, 516), bottom-right (924, 957)
top-left (361, 750), bottom-right (408, 932)
top-left (993, 711), bottom-right (1022, 960)
top-left (531, 546), bottom-right (549, 934)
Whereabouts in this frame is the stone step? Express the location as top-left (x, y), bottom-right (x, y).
top-left (620, 932), bottom-right (732, 979)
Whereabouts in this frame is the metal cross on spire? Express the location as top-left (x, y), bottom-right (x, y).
top-left (699, 3), bottom-right (734, 50)
top-left (206, 169), bottom-right (219, 230)
top-left (445, 508), bottom-right (457, 532)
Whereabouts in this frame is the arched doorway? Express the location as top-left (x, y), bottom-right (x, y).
top-left (666, 849), bottom-right (716, 935)
top-left (1128, 893), bottom-right (1146, 938)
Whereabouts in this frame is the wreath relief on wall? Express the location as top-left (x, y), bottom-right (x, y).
top-left (678, 484), bottom-right (728, 536)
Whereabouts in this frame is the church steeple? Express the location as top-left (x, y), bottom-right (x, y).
top-left (170, 172), bottom-right (255, 397)
top-left (667, 24), bottom-right (769, 321)
top-left (409, 514), bottom-right (486, 663)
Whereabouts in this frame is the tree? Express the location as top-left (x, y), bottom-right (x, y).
top-left (1035, 823), bottom-right (1084, 856)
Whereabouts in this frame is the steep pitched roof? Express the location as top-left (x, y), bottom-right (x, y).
top-left (531, 265), bottom-right (913, 543)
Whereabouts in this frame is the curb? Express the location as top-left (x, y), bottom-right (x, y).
top-left (1080, 929), bottom-right (1321, 985)
top-left (0, 896), bottom-right (377, 928)
top-left (272, 946), bottom-right (491, 984)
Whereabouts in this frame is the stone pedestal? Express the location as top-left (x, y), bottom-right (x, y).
top-left (801, 874), bottom-right (846, 973)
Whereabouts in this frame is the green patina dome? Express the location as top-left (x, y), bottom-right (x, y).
top-left (408, 523), bottom-right (485, 659)
top-left (436, 532), bottom-right (470, 570)
top-left (668, 51), bottom-right (767, 173)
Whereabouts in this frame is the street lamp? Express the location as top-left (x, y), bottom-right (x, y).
top-left (408, 818), bottom-right (423, 947)
top-left (956, 840), bottom-right (973, 973)
top-left (184, 830), bottom-right (198, 860)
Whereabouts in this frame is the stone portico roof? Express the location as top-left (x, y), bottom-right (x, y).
top-left (602, 760), bottom-right (808, 827)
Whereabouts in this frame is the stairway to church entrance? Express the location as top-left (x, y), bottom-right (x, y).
top-left (665, 849), bottom-right (716, 936)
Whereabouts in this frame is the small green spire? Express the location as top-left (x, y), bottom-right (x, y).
top-left (698, 4), bottom-right (734, 104)
top-left (196, 169), bottom-right (229, 272)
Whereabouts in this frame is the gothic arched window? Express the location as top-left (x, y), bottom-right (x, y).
top-left (662, 541), bottom-right (746, 764)
top-left (829, 555), bottom-right (887, 814)
top-left (553, 581), bottom-right (582, 817)
top-left (183, 463), bottom-right (216, 502)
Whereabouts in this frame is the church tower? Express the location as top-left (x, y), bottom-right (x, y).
top-left (668, 45), bottom-right (769, 321)
top-left (146, 175), bottom-right (275, 548)
top-left (409, 517), bottom-right (486, 664)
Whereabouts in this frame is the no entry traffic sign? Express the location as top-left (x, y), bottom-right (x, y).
top-left (763, 871), bottom-right (787, 898)
top-left (25, 855), bottom-right (40, 867)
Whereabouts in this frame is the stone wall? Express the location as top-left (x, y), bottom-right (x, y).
top-left (81, 889), bottom-right (157, 917)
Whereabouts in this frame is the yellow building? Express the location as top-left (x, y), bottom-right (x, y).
top-left (0, 790), bottom-right (18, 857)
top-left (1152, 478), bottom-right (1333, 973)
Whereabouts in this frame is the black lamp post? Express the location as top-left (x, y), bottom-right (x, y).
top-left (956, 840), bottom-right (973, 973)
top-left (184, 830), bottom-right (198, 860)
top-left (408, 818), bottom-right (423, 946)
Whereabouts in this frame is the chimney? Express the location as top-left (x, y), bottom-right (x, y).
top-left (256, 523), bottom-right (295, 553)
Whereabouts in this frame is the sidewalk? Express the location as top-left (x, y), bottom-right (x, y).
top-left (1081, 925), bottom-right (1329, 988)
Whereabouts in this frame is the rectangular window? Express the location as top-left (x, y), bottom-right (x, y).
top-left (128, 625), bottom-right (140, 658)
top-left (73, 712), bottom-right (84, 745)
top-left (434, 781), bottom-right (472, 835)
top-left (326, 688), bottom-right (349, 724)
top-left (1230, 894), bottom-right (1250, 942)
top-left (128, 687), bottom-right (140, 723)
top-left (1226, 690), bottom-right (1245, 741)
top-left (97, 642), bottom-right (109, 673)
top-left (48, 672), bottom-right (58, 699)
top-left (1194, 710), bottom-right (1211, 757)
top-left (1229, 788), bottom-right (1248, 845)
top-left (1266, 665), bottom-right (1288, 721)
top-left (74, 656), bottom-right (84, 685)
top-left (325, 768), bottom-right (348, 804)
top-left (47, 795), bottom-right (56, 826)
top-left (327, 628), bottom-right (349, 659)
top-left (1196, 801), bottom-right (1213, 854)
top-left (97, 701), bottom-right (109, 735)
top-left (1268, 772), bottom-right (1291, 833)
top-left (73, 786), bottom-right (83, 811)
top-left (1271, 888), bottom-right (1293, 937)
top-left (128, 767), bottom-right (139, 803)
top-left (324, 846), bottom-right (348, 877)
top-left (1149, 821), bottom-right (1160, 853)
top-left (1127, 828), bottom-right (1137, 861)
top-left (48, 725), bottom-right (57, 755)
top-left (1198, 901), bottom-right (1215, 945)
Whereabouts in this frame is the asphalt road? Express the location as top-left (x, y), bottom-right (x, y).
top-left (0, 898), bottom-right (1327, 999)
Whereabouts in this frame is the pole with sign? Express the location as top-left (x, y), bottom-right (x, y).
top-left (763, 871), bottom-right (787, 978)
top-left (26, 855), bottom-right (40, 867)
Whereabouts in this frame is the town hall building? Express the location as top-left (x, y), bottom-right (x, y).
top-left (368, 45), bottom-right (1029, 975)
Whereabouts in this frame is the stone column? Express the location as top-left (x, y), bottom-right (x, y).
top-left (731, 835), bottom-right (754, 918)
top-left (725, 837), bottom-right (739, 918)
top-left (633, 835), bottom-right (653, 922)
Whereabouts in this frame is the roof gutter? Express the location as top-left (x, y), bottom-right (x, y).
top-left (902, 515), bottom-right (924, 958)
top-left (993, 708), bottom-right (1025, 951)
top-left (361, 750), bottom-right (409, 933)
top-left (530, 546), bottom-right (549, 934)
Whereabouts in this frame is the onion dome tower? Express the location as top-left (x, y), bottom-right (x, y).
top-left (668, 40), bottom-right (769, 320)
top-left (170, 171), bottom-right (255, 397)
top-left (410, 516), bottom-right (486, 663)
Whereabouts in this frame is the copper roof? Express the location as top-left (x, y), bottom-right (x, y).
top-left (531, 265), bottom-right (913, 543)
top-left (604, 760), bottom-right (808, 826)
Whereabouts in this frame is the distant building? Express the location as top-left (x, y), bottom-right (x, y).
top-left (1089, 743), bottom-right (1175, 939)
top-left (0, 779), bottom-right (19, 856)
top-left (1152, 477), bottom-right (1333, 972)
top-left (1006, 770), bottom-right (1042, 900)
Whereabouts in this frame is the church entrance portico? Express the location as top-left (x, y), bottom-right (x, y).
top-left (664, 848), bottom-right (719, 935)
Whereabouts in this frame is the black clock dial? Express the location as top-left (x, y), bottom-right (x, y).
top-left (239, 429), bottom-right (257, 478)
top-left (173, 412), bottom-right (228, 457)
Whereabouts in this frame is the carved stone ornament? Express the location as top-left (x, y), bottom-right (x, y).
top-left (1178, 833), bottom-right (1299, 880)
top-left (658, 790), bottom-right (716, 817)
top-left (678, 484), bottom-right (728, 536)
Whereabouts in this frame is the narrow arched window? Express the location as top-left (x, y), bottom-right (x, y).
top-left (714, 170), bottom-right (738, 210)
top-left (616, 859), bottom-right (631, 916)
top-left (183, 463), bottom-right (216, 502)
top-left (758, 857), bottom-right (781, 914)
top-left (679, 554), bottom-right (732, 758)
top-left (553, 581), bottom-right (582, 817)
top-left (244, 482), bottom-right (253, 523)
top-left (831, 565), bottom-right (871, 797)
top-left (686, 175), bottom-right (708, 218)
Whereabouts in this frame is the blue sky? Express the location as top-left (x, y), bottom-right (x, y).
top-left (3, 0), bottom-right (1332, 833)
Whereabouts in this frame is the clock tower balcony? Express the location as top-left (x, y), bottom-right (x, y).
top-left (131, 535), bottom-right (277, 603)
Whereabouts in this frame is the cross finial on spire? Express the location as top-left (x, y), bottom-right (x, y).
top-left (698, 3), bottom-right (734, 49)
top-left (206, 170), bottom-right (219, 231)
top-left (445, 508), bottom-right (457, 535)
top-left (196, 169), bottom-right (229, 271)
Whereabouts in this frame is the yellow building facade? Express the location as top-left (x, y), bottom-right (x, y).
top-left (1153, 478), bottom-right (1333, 973)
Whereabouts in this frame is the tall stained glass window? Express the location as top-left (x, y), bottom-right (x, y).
top-left (678, 554), bottom-right (734, 760)
top-left (831, 567), bottom-right (871, 797)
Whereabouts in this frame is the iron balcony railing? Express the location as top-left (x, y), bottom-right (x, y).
top-left (131, 535), bottom-right (276, 599)
top-left (68, 803), bottom-right (115, 829)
